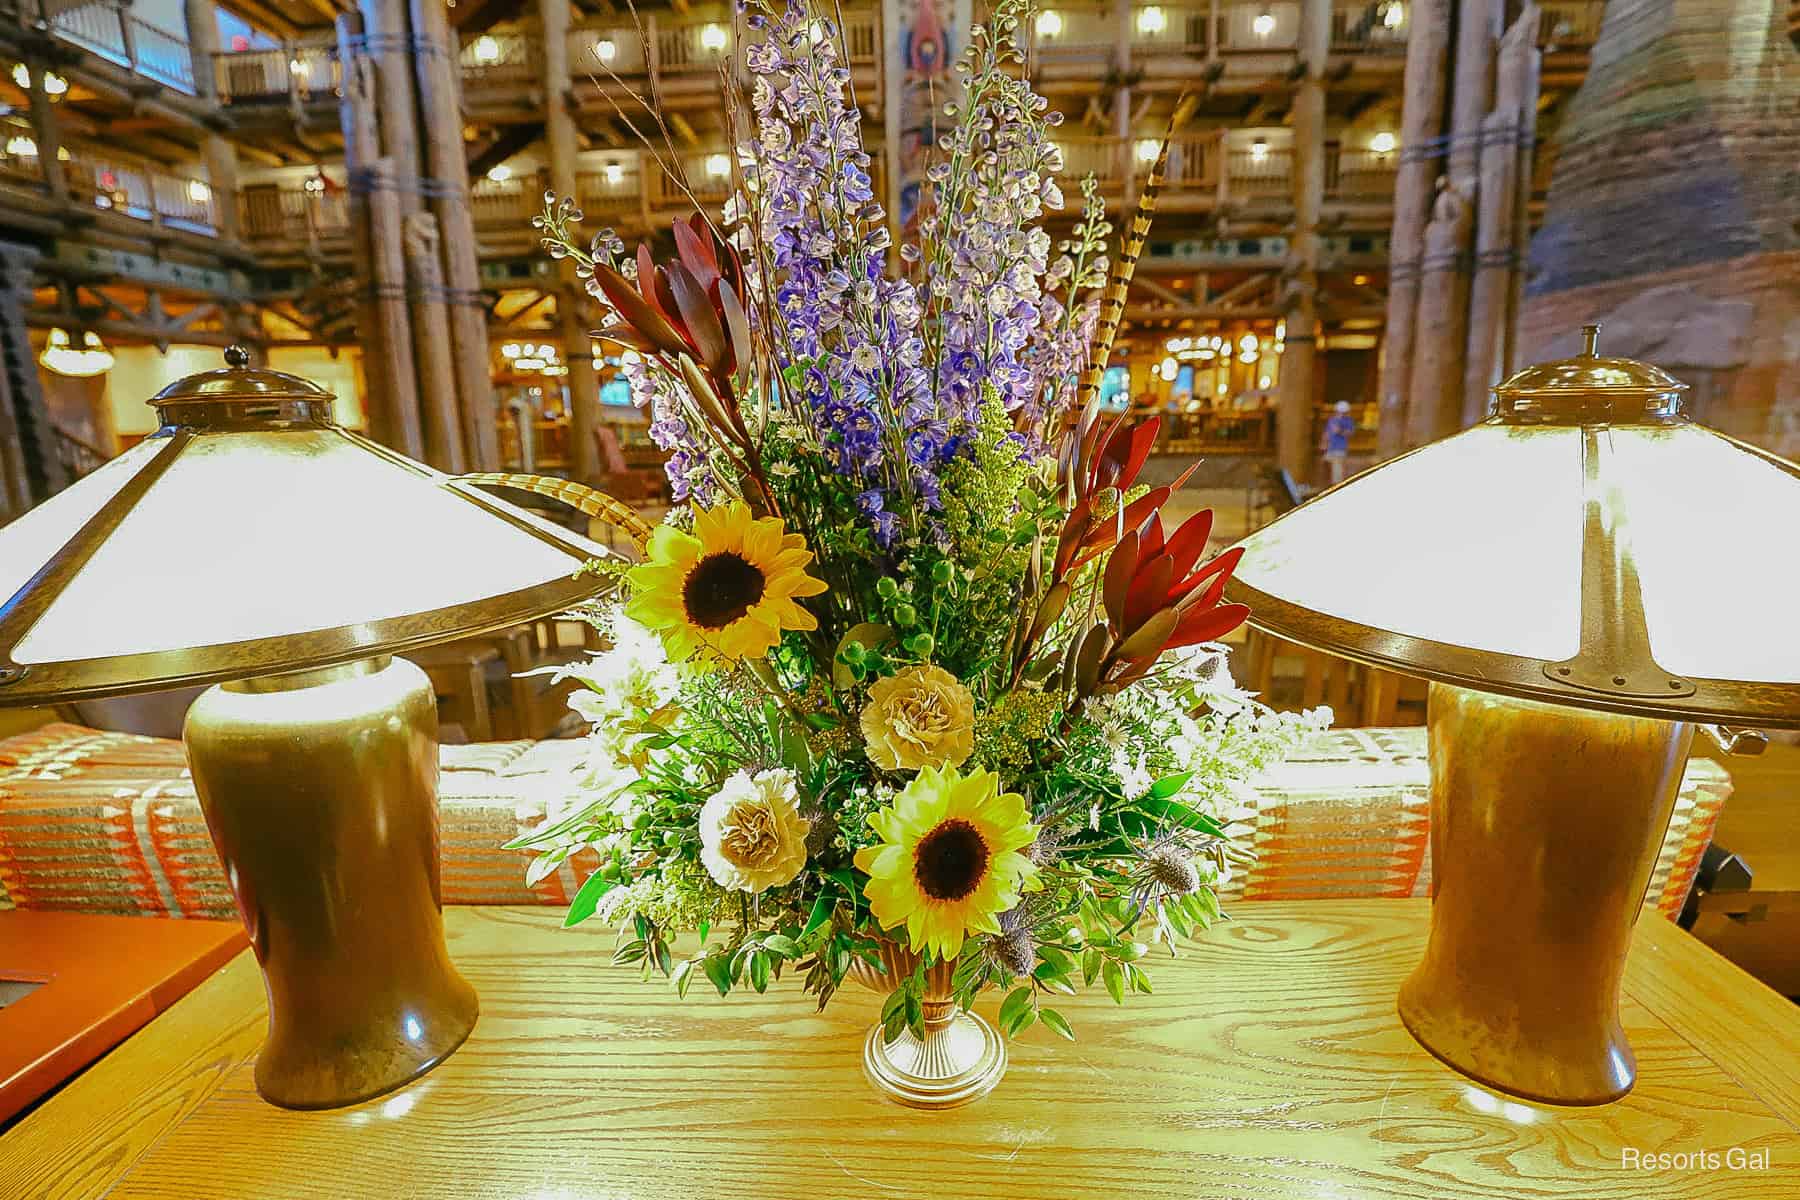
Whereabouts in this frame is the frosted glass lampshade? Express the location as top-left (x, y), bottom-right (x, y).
top-left (1226, 330), bottom-right (1800, 728)
top-left (0, 351), bottom-right (612, 704)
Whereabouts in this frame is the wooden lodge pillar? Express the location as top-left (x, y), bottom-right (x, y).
top-left (1277, 0), bottom-right (1330, 483)
top-left (184, 0), bottom-right (240, 243)
top-left (24, 62), bottom-right (67, 204)
top-left (410, 0), bottom-right (500, 469)
top-left (1461, 7), bottom-right (1540, 425)
top-left (338, 13), bottom-right (425, 461)
top-left (403, 208), bottom-right (468, 472)
top-left (1376, 0), bottom-right (1449, 458)
top-left (540, 0), bottom-right (602, 483)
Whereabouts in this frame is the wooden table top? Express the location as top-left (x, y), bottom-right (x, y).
top-left (5, 900), bottom-right (1796, 1199)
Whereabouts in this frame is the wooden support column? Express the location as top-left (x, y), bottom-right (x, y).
top-left (1376, 0), bottom-right (1450, 457)
top-left (1277, 0), bottom-right (1329, 484)
top-left (1461, 6), bottom-right (1539, 425)
top-left (366, 0), bottom-right (424, 215)
top-left (339, 13), bottom-right (424, 461)
top-left (1447, 0), bottom-right (1502, 189)
top-left (410, 0), bottom-right (499, 470)
top-left (1504, 6), bottom-right (1542, 377)
top-left (540, 0), bottom-right (601, 483)
top-left (25, 64), bottom-right (67, 203)
top-left (403, 209), bottom-right (468, 472)
top-left (0, 242), bottom-right (65, 509)
top-left (1403, 178), bottom-right (1473, 445)
top-left (185, 0), bottom-right (239, 243)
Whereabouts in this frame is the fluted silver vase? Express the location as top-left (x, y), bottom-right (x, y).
top-left (846, 939), bottom-right (1006, 1109)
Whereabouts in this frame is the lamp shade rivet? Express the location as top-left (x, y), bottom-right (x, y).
top-left (0, 666), bottom-right (21, 684)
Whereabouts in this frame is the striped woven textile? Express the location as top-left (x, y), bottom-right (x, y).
top-left (0, 724), bottom-right (1728, 920)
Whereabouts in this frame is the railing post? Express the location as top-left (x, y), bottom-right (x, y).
top-left (1215, 129), bottom-right (1230, 207)
top-left (114, 2), bottom-right (137, 71)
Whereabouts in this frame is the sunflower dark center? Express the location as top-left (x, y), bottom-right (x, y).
top-left (913, 819), bottom-right (989, 902)
top-left (683, 551), bottom-right (766, 629)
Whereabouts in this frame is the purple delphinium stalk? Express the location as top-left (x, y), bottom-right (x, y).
top-left (914, 2), bottom-right (1067, 434)
top-left (731, 2), bottom-right (932, 542)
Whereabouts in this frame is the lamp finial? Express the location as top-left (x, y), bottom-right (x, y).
top-left (1580, 324), bottom-right (1600, 357)
top-left (225, 344), bottom-right (251, 368)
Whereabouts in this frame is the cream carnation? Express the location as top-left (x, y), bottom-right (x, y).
top-left (860, 664), bottom-right (976, 772)
top-left (698, 768), bottom-right (811, 893)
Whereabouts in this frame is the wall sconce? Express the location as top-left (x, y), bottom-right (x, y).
top-left (1035, 10), bottom-right (1063, 37)
top-left (1253, 6), bottom-right (1276, 37)
top-left (302, 174), bottom-right (325, 194)
top-left (701, 23), bottom-right (728, 52)
top-left (705, 152), bottom-right (731, 178)
top-left (39, 328), bottom-right (114, 378)
top-left (1370, 130), bottom-right (1398, 154)
top-left (1134, 138), bottom-right (1161, 163)
top-left (1250, 137), bottom-right (1269, 162)
top-left (486, 163), bottom-right (512, 183)
top-left (471, 35), bottom-right (501, 65)
top-left (5, 133), bottom-right (35, 158)
top-left (289, 57), bottom-right (307, 77)
top-left (604, 161), bottom-right (623, 186)
top-left (1136, 6), bottom-right (1166, 35)
top-left (187, 179), bottom-right (211, 203)
top-left (1382, 1), bottom-right (1406, 28)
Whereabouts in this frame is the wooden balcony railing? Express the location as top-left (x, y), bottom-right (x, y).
top-left (63, 148), bottom-right (216, 233)
top-left (1051, 135), bottom-right (1396, 206)
top-left (48, 1), bottom-right (196, 94)
top-left (459, 32), bottom-right (543, 90)
top-left (214, 37), bottom-right (340, 104)
top-left (1032, 2), bottom-right (1410, 59)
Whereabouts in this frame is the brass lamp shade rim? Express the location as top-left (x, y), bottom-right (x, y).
top-left (0, 424), bottom-right (613, 707)
top-left (1224, 578), bottom-right (1800, 729)
top-left (0, 570), bottom-right (603, 704)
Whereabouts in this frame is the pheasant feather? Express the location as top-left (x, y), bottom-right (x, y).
top-left (457, 472), bottom-right (654, 552)
top-left (1074, 105), bottom-right (1186, 459)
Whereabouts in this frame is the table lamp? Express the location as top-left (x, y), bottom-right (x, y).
top-left (0, 349), bottom-right (614, 1109)
top-left (1224, 326), bottom-right (1800, 1105)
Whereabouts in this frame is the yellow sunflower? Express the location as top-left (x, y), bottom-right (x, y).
top-left (624, 502), bottom-right (827, 662)
top-left (854, 765), bottom-right (1040, 960)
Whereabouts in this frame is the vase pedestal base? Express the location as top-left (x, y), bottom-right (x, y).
top-left (862, 1009), bottom-right (1006, 1110)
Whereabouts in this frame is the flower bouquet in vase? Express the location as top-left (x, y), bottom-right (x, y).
top-left (510, 0), bottom-right (1325, 1108)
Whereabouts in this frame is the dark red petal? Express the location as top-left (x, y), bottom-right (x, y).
top-left (636, 244), bottom-right (672, 320)
top-left (1166, 603), bottom-right (1251, 648)
top-left (1102, 529), bottom-right (1139, 632)
top-left (1171, 546), bottom-right (1245, 608)
top-left (1124, 553), bottom-right (1171, 631)
top-left (713, 279), bottom-right (750, 375)
top-left (665, 261), bottom-right (729, 376)
top-left (1165, 508), bottom-right (1216, 579)
top-left (594, 261), bottom-right (689, 357)
top-left (673, 217), bottom-right (722, 293)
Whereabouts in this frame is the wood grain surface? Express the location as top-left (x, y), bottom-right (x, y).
top-left (4, 900), bottom-right (1796, 1200)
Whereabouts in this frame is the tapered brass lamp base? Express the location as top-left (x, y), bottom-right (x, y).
top-left (1398, 684), bottom-right (1693, 1105)
top-left (184, 656), bottom-right (478, 1110)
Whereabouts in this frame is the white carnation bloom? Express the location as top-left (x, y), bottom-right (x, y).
top-left (698, 769), bottom-right (811, 894)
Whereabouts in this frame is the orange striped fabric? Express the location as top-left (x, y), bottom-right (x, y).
top-left (0, 725), bottom-right (1730, 920)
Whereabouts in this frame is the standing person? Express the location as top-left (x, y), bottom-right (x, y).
top-left (1322, 400), bottom-right (1355, 486)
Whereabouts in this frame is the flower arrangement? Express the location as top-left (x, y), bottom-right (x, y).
top-left (513, 0), bottom-right (1324, 1092)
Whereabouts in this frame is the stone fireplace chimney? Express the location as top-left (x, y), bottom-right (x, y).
top-left (1519, 0), bottom-right (1799, 453)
